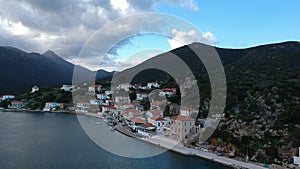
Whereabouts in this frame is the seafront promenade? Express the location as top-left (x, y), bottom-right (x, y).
top-left (139, 135), bottom-right (265, 169)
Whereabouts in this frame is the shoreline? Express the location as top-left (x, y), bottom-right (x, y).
top-left (1, 110), bottom-right (266, 169)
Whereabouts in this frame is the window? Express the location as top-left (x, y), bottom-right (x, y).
top-left (184, 122), bottom-right (186, 126)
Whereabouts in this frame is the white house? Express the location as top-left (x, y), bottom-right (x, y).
top-left (114, 96), bottom-right (130, 103)
top-left (132, 83), bottom-right (142, 89)
top-left (96, 92), bottom-right (108, 100)
top-left (146, 109), bottom-right (163, 118)
top-left (1, 94), bottom-right (15, 101)
top-left (147, 81), bottom-right (160, 88)
top-left (61, 85), bottom-right (75, 92)
top-left (294, 147), bottom-right (300, 167)
top-left (180, 107), bottom-right (198, 117)
top-left (149, 117), bottom-right (169, 133)
top-left (118, 83), bottom-right (131, 91)
top-left (159, 88), bottom-right (176, 96)
top-left (90, 98), bottom-right (103, 106)
top-left (9, 100), bottom-right (26, 109)
top-left (115, 103), bottom-right (134, 110)
top-left (105, 90), bottom-right (112, 95)
top-left (136, 92), bottom-right (148, 100)
top-left (31, 86), bottom-right (39, 93)
top-left (88, 85), bottom-right (102, 92)
top-left (102, 105), bottom-right (116, 113)
top-left (121, 109), bottom-right (142, 120)
top-left (76, 102), bottom-right (90, 112)
top-left (43, 102), bottom-right (62, 111)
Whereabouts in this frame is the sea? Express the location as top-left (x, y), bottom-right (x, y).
top-left (0, 111), bottom-right (229, 169)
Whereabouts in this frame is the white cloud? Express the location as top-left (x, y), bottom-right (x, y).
top-left (168, 29), bottom-right (218, 49)
top-left (0, 0), bottom-right (200, 70)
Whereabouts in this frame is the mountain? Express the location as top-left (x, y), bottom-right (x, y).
top-left (0, 46), bottom-right (113, 94)
top-left (114, 41), bottom-right (300, 85)
top-left (114, 41), bottom-right (300, 160)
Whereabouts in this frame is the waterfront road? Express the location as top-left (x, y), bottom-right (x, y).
top-left (141, 136), bottom-right (266, 169)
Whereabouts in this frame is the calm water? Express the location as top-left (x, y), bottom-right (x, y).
top-left (0, 112), bottom-right (229, 169)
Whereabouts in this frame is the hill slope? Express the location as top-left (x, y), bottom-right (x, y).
top-left (0, 47), bottom-right (113, 94)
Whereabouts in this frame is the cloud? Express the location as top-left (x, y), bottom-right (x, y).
top-left (0, 0), bottom-right (200, 70)
top-left (168, 29), bottom-right (218, 49)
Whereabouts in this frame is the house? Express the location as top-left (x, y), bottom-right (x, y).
top-left (128, 116), bottom-right (146, 130)
top-left (105, 90), bottom-right (112, 96)
top-left (75, 102), bottom-right (90, 112)
top-left (147, 81), bottom-right (160, 88)
top-left (102, 105), bottom-right (116, 113)
top-left (147, 109), bottom-right (163, 118)
top-left (114, 96), bottom-right (130, 103)
top-left (118, 83), bottom-right (131, 91)
top-left (61, 85), bottom-right (75, 92)
top-left (159, 88), bottom-right (176, 96)
top-left (43, 102), bottom-right (63, 111)
top-left (31, 86), bottom-right (39, 93)
top-left (136, 92), bottom-right (148, 100)
top-left (1, 94), bottom-right (15, 101)
top-left (115, 103), bottom-right (134, 110)
top-left (96, 92), bottom-right (108, 100)
top-left (180, 107), bottom-right (198, 117)
top-left (103, 98), bottom-right (114, 105)
top-left (137, 123), bottom-right (156, 137)
top-left (132, 83), bottom-right (142, 89)
top-left (294, 147), bottom-right (300, 167)
top-left (166, 115), bottom-right (195, 141)
top-left (150, 101), bottom-right (166, 110)
top-left (149, 117), bottom-right (169, 133)
top-left (90, 98), bottom-right (103, 106)
top-left (9, 100), bottom-right (26, 109)
top-left (88, 85), bottom-right (102, 92)
top-left (121, 109), bottom-right (142, 119)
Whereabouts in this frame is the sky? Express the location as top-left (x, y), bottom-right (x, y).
top-left (0, 0), bottom-right (299, 71)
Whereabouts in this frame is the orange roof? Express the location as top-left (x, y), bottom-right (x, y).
top-left (144, 123), bottom-right (155, 127)
top-left (130, 116), bottom-right (145, 124)
top-left (151, 117), bottom-right (165, 121)
top-left (122, 109), bottom-right (141, 115)
top-left (171, 115), bottom-right (194, 121)
top-left (150, 109), bottom-right (161, 116)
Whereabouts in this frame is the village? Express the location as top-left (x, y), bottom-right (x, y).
top-left (1, 81), bottom-right (300, 169)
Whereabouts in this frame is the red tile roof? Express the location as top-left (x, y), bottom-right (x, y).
top-left (144, 123), bottom-right (155, 127)
top-left (129, 116), bottom-right (145, 124)
top-left (171, 115), bottom-right (194, 121)
top-left (151, 117), bottom-right (165, 121)
top-left (150, 109), bottom-right (162, 116)
top-left (122, 109), bottom-right (141, 115)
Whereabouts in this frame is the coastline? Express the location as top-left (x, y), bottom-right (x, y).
top-left (1, 110), bottom-right (265, 169)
